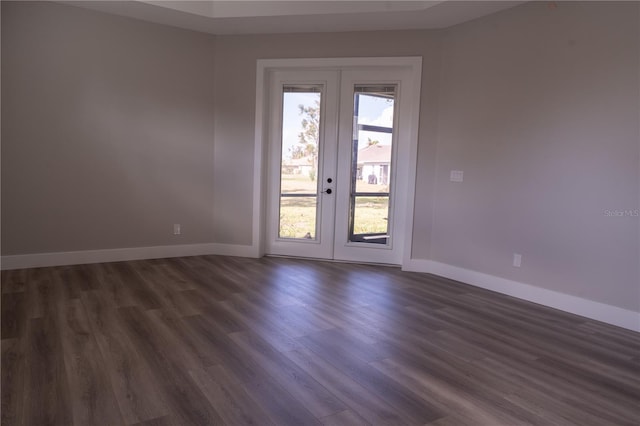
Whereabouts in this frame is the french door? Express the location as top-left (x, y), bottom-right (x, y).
top-left (265, 65), bottom-right (415, 264)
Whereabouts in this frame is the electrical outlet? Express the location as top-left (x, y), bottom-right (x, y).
top-left (174, 224), bottom-right (181, 235)
top-left (513, 253), bottom-right (522, 268)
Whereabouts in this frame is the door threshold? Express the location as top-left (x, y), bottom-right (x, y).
top-left (264, 254), bottom-right (400, 268)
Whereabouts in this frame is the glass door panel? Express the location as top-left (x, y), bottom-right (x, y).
top-left (348, 86), bottom-right (396, 245)
top-left (278, 86), bottom-right (322, 240)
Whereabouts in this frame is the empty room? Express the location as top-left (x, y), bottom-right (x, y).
top-left (1, 1), bottom-right (639, 425)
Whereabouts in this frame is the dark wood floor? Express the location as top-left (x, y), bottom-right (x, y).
top-left (1, 255), bottom-right (639, 425)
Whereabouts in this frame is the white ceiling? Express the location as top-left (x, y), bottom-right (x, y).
top-left (64, 1), bottom-right (525, 35)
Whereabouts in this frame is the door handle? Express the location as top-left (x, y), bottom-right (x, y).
top-left (323, 188), bottom-right (332, 194)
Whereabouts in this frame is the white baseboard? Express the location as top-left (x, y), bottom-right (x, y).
top-left (0, 243), bottom-right (258, 270)
top-left (211, 243), bottom-right (260, 258)
top-left (403, 259), bottom-right (640, 333)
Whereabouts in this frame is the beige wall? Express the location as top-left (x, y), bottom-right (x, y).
top-left (1, 2), bottom-right (216, 254)
top-left (2, 2), bottom-right (638, 311)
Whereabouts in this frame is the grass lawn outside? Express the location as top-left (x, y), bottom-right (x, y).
top-left (281, 174), bottom-right (390, 194)
top-left (279, 174), bottom-right (390, 239)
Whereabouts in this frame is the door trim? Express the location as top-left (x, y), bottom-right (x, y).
top-left (253, 57), bottom-right (422, 266)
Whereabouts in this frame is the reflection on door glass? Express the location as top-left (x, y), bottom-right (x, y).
top-left (349, 86), bottom-right (396, 245)
top-left (279, 86), bottom-right (322, 240)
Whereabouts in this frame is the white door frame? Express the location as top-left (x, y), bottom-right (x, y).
top-left (252, 57), bottom-right (422, 266)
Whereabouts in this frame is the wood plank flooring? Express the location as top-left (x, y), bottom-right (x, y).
top-left (2, 255), bottom-right (639, 425)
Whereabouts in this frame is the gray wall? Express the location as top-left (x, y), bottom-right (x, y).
top-left (432, 1), bottom-right (639, 311)
top-left (1, 1), bottom-right (216, 254)
top-left (2, 2), bottom-right (638, 311)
